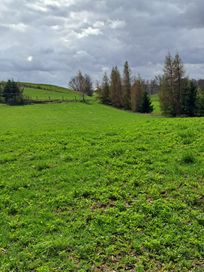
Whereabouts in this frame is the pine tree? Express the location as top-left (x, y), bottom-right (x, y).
top-left (131, 77), bottom-right (144, 112)
top-left (3, 80), bottom-right (23, 105)
top-left (181, 80), bottom-right (197, 116)
top-left (160, 53), bottom-right (176, 116)
top-left (160, 53), bottom-right (185, 116)
top-left (173, 53), bottom-right (185, 115)
top-left (159, 75), bottom-right (172, 115)
top-left (110, 66), bottom-right (122, 107)
top-left (0, 82), bottom-right (3, 102)
top-left (100, 73), bottom-right (110, 104)
top-left (140, 91), bottom-right (153, 113)
top-left (122, 61), bottom-right (131, 109)
top-left (196, 88), bottom-right (204, 116)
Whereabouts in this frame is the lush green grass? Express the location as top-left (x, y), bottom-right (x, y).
top-left (23, 87), bottom-right (81, 101)
top-left (0, 100), bottom-right (203, 271)
top-left (20, 82), bottom-right (73, 93)
top-left (20, 83), bottom-right (82, 102)
top-left (151, 94), bottom-right (161, 115)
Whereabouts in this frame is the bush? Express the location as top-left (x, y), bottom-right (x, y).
top-left (2, 80), bottom-right (24, 105)
top-left (140, 91), bottom-right (153, 113)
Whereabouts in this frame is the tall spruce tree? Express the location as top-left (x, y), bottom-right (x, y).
top-left (196, 88), bottom-right (204, 116)
top-left (122, 61), bottom-right (131, 109)
top-left (181, 80), bottom-right (197, 116)
top-left (110, 66), bottom-right (122, 107)
top-left (173, 53), bottom-right (185, 115)
top-left (160, 53), bottom-right (185, 116)
top-left (0, 83), bottom-right (3, 102)
top-left (101, 73), bottom-right (110, 104)
top-left (131, 77), bottom-right (144, 112)
top-left (160, 53), bottom-right (176, 116)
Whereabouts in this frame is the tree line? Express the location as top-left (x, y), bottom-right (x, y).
top-left (159, 53), bottom-right (204, 116)
top-left (96, 61), bottom-right (153, 113)
top-left (1, 53), bottom-right (204, 115)
top-left (76, 54), bottom-right (202, 117)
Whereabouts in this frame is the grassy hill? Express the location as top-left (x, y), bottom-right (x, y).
top-left (151, 94), bottom-right (161, 115)
top-left (20, 82), bottom-right (82, 102)
top-left (0, 86), bottom-right (203, 271)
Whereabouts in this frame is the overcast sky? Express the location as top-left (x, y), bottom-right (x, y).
top-left (0, 0), bottom-right (204, 86)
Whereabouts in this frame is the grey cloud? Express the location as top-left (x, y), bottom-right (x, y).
top-left (0, 0), bottom-right (204, 86)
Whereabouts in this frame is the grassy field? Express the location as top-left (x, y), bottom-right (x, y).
top-left (21, 83), bottom-right (82, 102)
top-left (151, 94), bottom-right (161, 115)
top-left (21, 82), bottom-right (76, 94)
top-left (23, 87), bottom-right (81, 101)
top-left (0, 89), bottom-right (203, 271)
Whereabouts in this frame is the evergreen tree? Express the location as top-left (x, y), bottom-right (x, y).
top-left (173, 53), bottom-right (185, 115)
top-left (100, 73), bottom-right (110, 104)
top-left (181, 80), bottom-right (197, 116)
top-left (2, 79), bottom-right (23, 105)
top-left (160, 53), bottom-right (185, 116)
top-left (196, 88), bottom-right (204, 116)
top-left (159, 75), bottom-right (172, 115)
top-left (131, 77), bottom-right (144, 112)
top-left (0, 83), bottom-right (3, 102)
top-left (110, 66), bottom-right (122, 107)
top-left (160, 53), bottom-right (176, 116)
top-left (140, 91), bottom-right (153, 113)
top-left (122, 61), bottom-right (131, 109)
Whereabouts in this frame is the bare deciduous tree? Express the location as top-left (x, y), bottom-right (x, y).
top-left (69, 71), bottom-right (93, 102)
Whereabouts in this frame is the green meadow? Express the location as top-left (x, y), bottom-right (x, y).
top-left (22, 84), bottom-right (82, 102)
top-left (0, 85), bottom-right (203, 271)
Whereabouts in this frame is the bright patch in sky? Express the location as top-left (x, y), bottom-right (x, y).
top-left (27, 56), bottom-right (33, 62)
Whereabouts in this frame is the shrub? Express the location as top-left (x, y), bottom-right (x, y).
top-left (2, 80), bottom-right (24, 105)
top-left (140, 91), bottom-right (153, 113)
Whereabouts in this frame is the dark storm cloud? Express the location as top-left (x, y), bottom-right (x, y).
top-left (0, 0), bottom-right (204, 85)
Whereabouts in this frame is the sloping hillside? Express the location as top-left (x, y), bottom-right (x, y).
top-left (20, 82), bottom-right (82, 101)
top-left (0, 98), bottom-right (203, 271)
